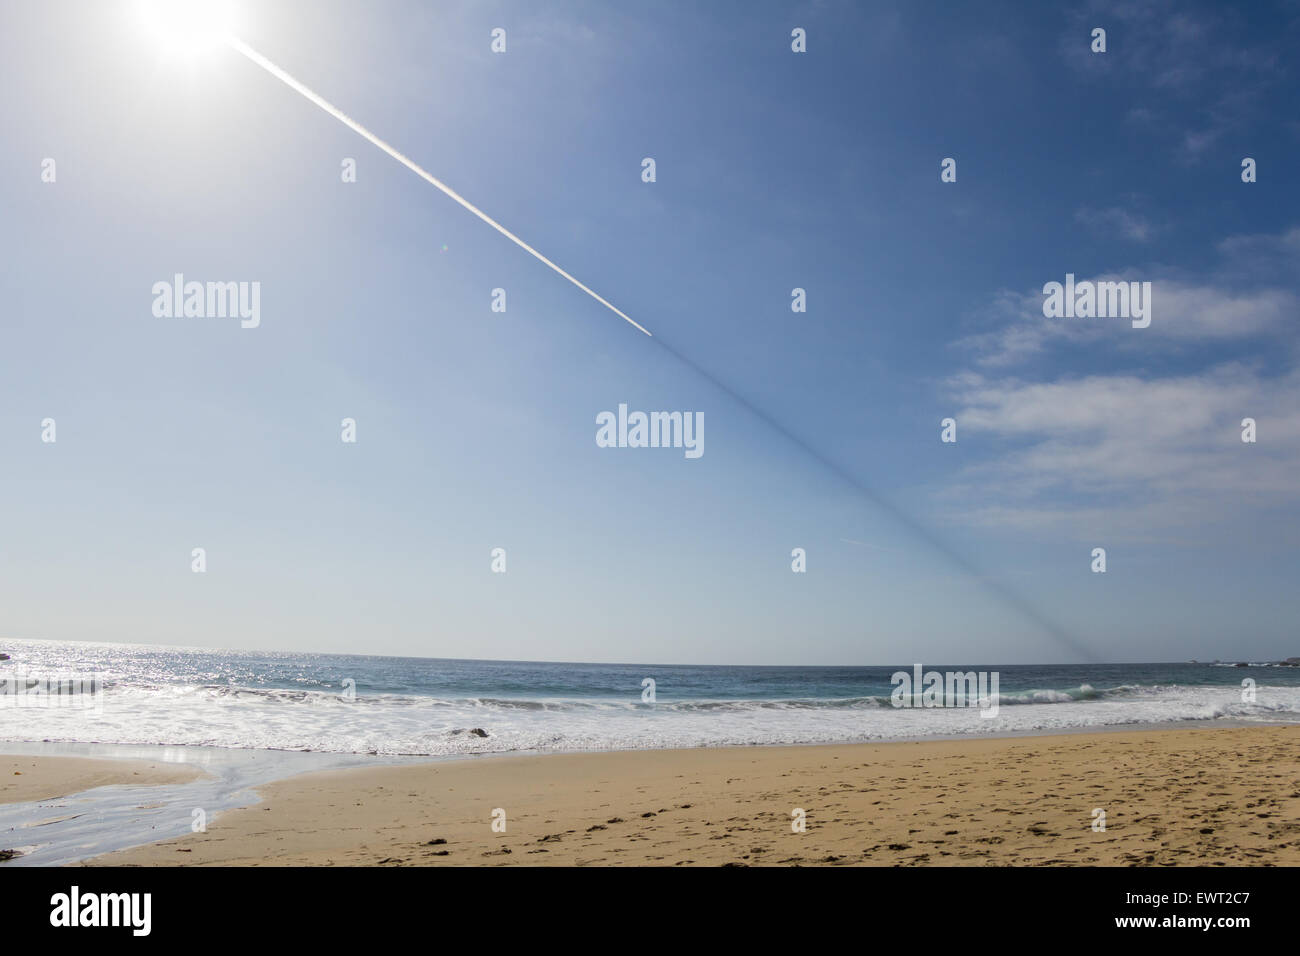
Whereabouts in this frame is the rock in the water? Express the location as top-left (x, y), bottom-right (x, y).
top-left (450, 727), bottom-right (490, 737)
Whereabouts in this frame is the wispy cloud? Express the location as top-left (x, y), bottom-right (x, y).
top-left (941, 365), bottom-right (1300, 540)
top-left (942, 223), bottom-right (1300, 541)
top-left (956, 225), bottom-right (1300, 367)
top-left (1215, 226), bottom-right (1300, 281)
top-left (1075, 205), bottom-right (1155, 242)
top-left (1061, 0), bottom-right (1294, 163)
top-left (957, 280), bottom-right (1295, 367)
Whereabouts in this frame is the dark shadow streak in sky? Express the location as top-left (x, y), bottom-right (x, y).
top-left (647, 333), bottom-right (1102, 663)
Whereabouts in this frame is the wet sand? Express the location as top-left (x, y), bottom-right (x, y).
top-left (2, 754), bottom-right (202, 806)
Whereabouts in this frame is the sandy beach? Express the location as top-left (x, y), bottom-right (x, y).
top-left (69, 725), bottom-right (1300, 867)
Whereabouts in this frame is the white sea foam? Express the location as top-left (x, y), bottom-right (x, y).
top-left (3, 680), bottom-right (1297, 756)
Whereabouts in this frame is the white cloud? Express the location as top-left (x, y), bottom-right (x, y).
top-left (940, 365), bottom-right (1300, 540)
top-left (943, 226), bottom-right (1300, 540)
top-left (956, 228), bottom-right (1300, 367)
top-left (958, 279), bottom-right (1296, 367)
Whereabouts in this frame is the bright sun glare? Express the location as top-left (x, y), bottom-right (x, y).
top-left (137, 0), bottom-right (237, 58)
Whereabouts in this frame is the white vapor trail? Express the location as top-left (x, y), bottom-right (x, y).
top-left (227, 36), bottom-right (652, 337)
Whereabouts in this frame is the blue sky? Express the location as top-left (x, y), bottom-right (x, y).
top-left (1, 0), bottom-right (1297, 664)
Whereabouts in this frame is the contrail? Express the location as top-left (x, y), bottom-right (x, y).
top-left (227, 35), bottom-right (652, 338)
top-left (227, 34), bottom-right (1097, 661)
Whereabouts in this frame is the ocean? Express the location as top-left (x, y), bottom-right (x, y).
top-left (4, 639), bottom-right (1299, 756)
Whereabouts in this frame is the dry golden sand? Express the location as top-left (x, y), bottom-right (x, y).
top-left (2, 754), bottom-right (202, 805)
top-left (87, 726), bottom-right (1300, 866)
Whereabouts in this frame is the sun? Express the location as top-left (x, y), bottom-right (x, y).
top-left (136, 0), bottom-right (238, 59)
